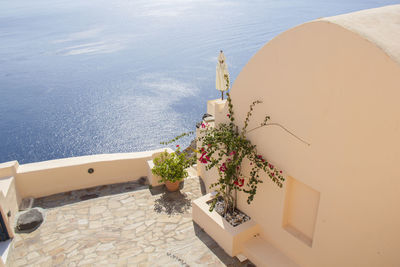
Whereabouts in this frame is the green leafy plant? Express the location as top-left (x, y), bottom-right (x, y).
top-left (198, 92), bottom-right (285, 216)
top-left (161, 76), bottom-right (308, 219)
top-left (151, 147), bottom-right (191, 183)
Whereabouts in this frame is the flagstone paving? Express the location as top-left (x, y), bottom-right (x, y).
top-left (8, 172), bottom-right (254, 266)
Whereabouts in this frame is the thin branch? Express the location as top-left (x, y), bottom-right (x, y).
top-left (247, 123), bottom-right (311, 146)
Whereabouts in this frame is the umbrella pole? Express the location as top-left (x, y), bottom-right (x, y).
top-left (221, 91), bottom-right (224, 100)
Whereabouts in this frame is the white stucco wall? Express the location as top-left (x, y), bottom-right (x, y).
top-left (15, 149), bottom-right (169, 198)
top-left (203, 5), bottom-right (400, 267)
top-left (0, 177), bottom-right (18, 238)
top-left (0, 149), bottom-right (171, 201)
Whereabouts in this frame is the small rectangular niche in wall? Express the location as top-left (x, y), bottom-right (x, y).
top-left (282, 176), bottom-right (320, 247)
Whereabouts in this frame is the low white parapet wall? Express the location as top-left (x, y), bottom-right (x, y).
top-left (0, 177), bottom-right (18, 239)
top-left (0, 148), bottom-right (173, 200)
top-left (0, 161), bottom-right (19, 179)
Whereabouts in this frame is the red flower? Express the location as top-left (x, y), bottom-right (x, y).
top-left (201, 123), bottom-right (206, 128)
top-left (176, 145), bottom-right (179, 147)
top-left (234, 178), bottom-right (244, 187)
top-left (280, 171), bottom-right (282, 174)
top-left (207, 144), bottom-right (211, 148)
top-left (229, 151), bottom-right (236, 156)
top-left (227, 114), bottom-right (230, 118)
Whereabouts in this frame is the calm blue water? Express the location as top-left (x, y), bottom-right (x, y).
top-left (1, 0), bottom-right (399, 164)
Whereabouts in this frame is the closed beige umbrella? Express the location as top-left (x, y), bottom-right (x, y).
top-left (216, 50), bottom-right (230, 100)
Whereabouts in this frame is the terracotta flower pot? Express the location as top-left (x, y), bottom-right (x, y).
top-left (165, 180), bottom-right (181, 192)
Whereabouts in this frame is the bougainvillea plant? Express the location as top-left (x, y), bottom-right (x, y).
top-left (197, 92), bottom-right (285, 216)
top-left (160, 77), bottom-right (308, 219)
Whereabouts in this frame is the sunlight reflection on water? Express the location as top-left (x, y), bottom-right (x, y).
top-left (0, 0), bottom-right (398, 163)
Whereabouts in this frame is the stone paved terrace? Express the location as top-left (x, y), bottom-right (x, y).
top-left (8, 170), bottom-right (254, 266)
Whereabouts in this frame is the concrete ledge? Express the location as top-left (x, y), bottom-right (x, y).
top-left (17, 151), bottom-right (164, 173)
top-left (0, 162), bottom-right (19, 179)
top-left (0, 177), bottom-right (18, 239)
top-left (243, 236), bottom-right (299, 267)
top-left (0, 177), bottom-right (13, 198)
top-left (146, 160), bottom-right (164, 187)
top-left (14, 149), bottom-right (171, 199)
top-left (146, 148), bottom-right (174, 187)
top-left (207, 99), bottom-right (227, 118)
top-left (192, 193), bottom-right (260, 257)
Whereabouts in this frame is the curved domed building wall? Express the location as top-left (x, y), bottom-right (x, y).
top-left (226, 5), bottom-right (400, 266)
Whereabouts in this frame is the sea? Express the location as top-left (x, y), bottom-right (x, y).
top-left (1, 0), bottom-right (399, 164)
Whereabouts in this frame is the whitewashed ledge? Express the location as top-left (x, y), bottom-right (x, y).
top-left (0, 148), bottom-right (173, 200)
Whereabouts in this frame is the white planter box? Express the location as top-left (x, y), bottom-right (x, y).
top-left (192, 193), bottom-right (260, 257)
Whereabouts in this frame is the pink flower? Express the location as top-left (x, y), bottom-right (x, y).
top-left (176, 145), bottom-right (179, 147)
top-left (227, 114), bottom-right (230, 118)
top-left (257, 155), bottom-right (262, 159)
top-left (269, 164), bottom-right (274, 169)
top-left (199, 155), bottom-right (208, 164)
top-left (219, 163), bottom-right (227, 172)
top-left (271, 173), bottom-right (275, 176)
top-left (199, 151), bottom-right (209, 164)
top-left (201, 123), bottom-right (206, 128)
top-left (229, 151), bottom-right (236, 156)
top-left (207, 144), bottom-right (211, 148)
top-left (280, 171), bottom-right (282, 174)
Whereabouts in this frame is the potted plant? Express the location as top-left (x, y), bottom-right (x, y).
top-left (151, 147), bottom-right (191, 192)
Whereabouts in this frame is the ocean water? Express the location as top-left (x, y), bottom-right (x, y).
top-left (1, 0), bottom-right (399, 164)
